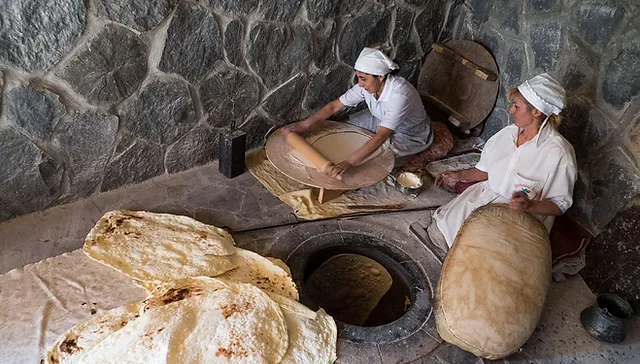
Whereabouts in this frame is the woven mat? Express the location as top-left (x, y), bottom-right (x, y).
top-left (246, 149), bottom-right (414, 220)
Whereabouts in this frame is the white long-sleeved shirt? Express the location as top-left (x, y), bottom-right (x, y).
top-left (339, 75), bottom-right (431, 156)
top-left (434, 120), bottom-right (578, 247)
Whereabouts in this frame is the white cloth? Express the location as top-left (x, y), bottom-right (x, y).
top-left (434, 120), bottom-right (577, 247)
top-left (354, 47), bottom-right (399, 76)
top-left (339, 75), bottom-right (432, 156)
top-left (517, 73), bottom-right (566, 116)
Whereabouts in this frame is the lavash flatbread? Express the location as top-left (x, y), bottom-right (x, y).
top-left (216, 248), bottom-right (299, 300)
top-left (83, 210), bottom-right (238, 283)
top-left (45, 302), bottom-right (142, 364)
top-left (267, 293), bottom-right (338, 364)
top-left (45, 278), bottom-right (289, 364)
top-left (267, 257), bottom-right (292, 275)
top-left (135, 248), bottom-right (298, 300)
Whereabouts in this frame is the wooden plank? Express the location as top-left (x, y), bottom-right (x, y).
top-left (316, 188), bottom-right (345, 204)
top-left (419, 91), bottom-right (472, 129)
top-left (431, 43), bottom-right (497, 82)
top-left (419, 40), bottom-right (500, 131)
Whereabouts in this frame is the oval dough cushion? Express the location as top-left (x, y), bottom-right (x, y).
top-left (435, 203), bottom-right (552, 359)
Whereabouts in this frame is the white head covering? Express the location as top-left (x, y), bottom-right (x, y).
top-left (354, 47), bottom-right (399, 76)
top-left (517, 73), bottom-right (566, 115)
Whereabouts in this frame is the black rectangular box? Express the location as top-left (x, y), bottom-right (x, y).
top-left (218, 129), bottom-right (246, 178)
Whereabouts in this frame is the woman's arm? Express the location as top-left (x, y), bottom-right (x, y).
top-left (327, 126), bottom-right (393, 178)
top-left (434, 168), bottom-right (488, 187)
top-left (509, 192), bottom-right (563, 215)
top-left (282, 99), bottom-right (345, 135)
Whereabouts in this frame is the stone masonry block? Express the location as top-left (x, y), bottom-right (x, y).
top-left (529, 22), bottom-right (564, 70)
top-left (307, 0), bottom-right (366, 23)
top-left (257, 0), bottom-right (302, 23)
top-left (56, 23), bottom-right (148, 106)
top-left (572, 1), bottom-right (625, 51)
top-left (303, 63), bottom-right (353, 111)
top-left (5, 86), bottom-right (66, 142)
top-left (96, 0), bottom-right (177, 32)
top-left (159, 1), bottom-right (223, 84)
top-left (224, 19), bottom-right (245, 67)
top-left (120, 76), bottom-right (196, 145)
top-left (247, 22), bottom-right (312, 89)
top-left (602, 40), bottom-right (640, 107)
top-left (262, 74), bottom-right (308, 123)
top-left (166, 124), bottom-right (220, 174)
top-left (200, 63), bottom-right (260, 129)
top-left (54, 110), bottom-right (118, 197)
top-left (583, 147), bottom-right (640, 234)
top-left (102, 138), bottom-right (164, 192)
top-left (0, 0), bottom-right (85, 72)
top-left (338, 4), bottom-right (392, 66)
top-left (313, 21), bottom-right (337, 70)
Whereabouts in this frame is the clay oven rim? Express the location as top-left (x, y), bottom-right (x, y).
top-left (285, 229), bottom-right (433, 344)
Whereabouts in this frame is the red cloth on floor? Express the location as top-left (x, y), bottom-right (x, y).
top-left (454, 180), bottom-right (479, 194)
top-left (402, 121), bottom-right (454, 173)
top-left (549, 214), bottom-right (591, 265)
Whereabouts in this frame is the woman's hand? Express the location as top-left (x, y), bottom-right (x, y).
top-left (435, 171), bottom-right (461, 188)
top-left (326, 161), bottom-right (352, 179)
top-left (282, 99), bottom-right (346, 136)
top-left (509, 191), bottom-right (531, 212)
top-left (434, 168), bottom-right (488, 188)
top-left (282, 120), bottom-right (311, 136)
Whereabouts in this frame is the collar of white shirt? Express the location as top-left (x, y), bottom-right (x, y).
top-left (513, 117), bottom-right (553, 147)
top-left (377, 75), bottom-right (396, 103)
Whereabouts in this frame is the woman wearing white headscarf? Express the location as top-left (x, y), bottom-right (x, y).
top-left (431, 73), bottom-right (578, 248)
top-left (283, 47), bottom-right (432, 178)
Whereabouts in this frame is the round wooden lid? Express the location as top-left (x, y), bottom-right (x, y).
top-left (265, 121), bottom-right (395, 190)
top-left (418, 40), bottom-right (499, 131)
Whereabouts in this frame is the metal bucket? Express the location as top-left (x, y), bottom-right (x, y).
top-left (390, 172), bottom-right (423, 195)
top-left (580, 293), bottom-right (634, 343)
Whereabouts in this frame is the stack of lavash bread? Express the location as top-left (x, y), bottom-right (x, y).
top-left (44, 210), bottom-right (337, 364)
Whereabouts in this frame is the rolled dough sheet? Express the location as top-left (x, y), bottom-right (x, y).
top-left (0, 250), bottom-right (146, 363)
top-left (290, 131), bottom-right (382, 167)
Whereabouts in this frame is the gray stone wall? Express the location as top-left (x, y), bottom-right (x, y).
top-left (0, 0), bottom-right (456, 222)
top-left (458, 0), bottom-right (640, 237)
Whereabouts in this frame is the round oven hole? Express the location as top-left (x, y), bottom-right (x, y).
top-left (303, 247), bottom-right (412, 327)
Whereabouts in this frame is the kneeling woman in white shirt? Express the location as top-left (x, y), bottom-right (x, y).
top-left (283, 47), bottom-right (433, 179)
top-left (432, 73), bottom-right (578, 248)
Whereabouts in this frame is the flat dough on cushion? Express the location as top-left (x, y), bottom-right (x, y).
top-left (83, 210), bottom-right (237, 284)
top-left (435, 203), bottom-right (552, 360)
top-left (46, 278), bottom-right (289, 364)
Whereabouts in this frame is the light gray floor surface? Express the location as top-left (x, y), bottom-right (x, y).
top-left (0, 160), bottom-right (638, 364)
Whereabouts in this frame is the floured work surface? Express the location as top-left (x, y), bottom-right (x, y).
top-left (265, 120), bottom-right (395, 190)
top-left (247, 149), bottom-right (456, 220)
top-left (0, 250), bottom-right (147, 363)
top-left (425, 152), bottom-right (481, 178)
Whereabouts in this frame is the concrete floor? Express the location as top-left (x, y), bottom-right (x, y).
top-left (0, 160), bottom-right (638, 363)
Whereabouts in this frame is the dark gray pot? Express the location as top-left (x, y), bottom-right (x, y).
top-left (580, 293), bottom-right (634, 343)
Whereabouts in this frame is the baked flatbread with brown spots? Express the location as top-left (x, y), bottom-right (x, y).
top-left (83, 210), bottom-right (238, 283)
top-left (45, 278), bottom-right (289, 363)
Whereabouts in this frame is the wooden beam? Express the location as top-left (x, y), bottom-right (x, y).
top-left (431, 43), bottom-right (498, 82)
top-left (419, 91), bottom-right (472, 129)
top-left (316, 188), bottom-right (345, 204)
